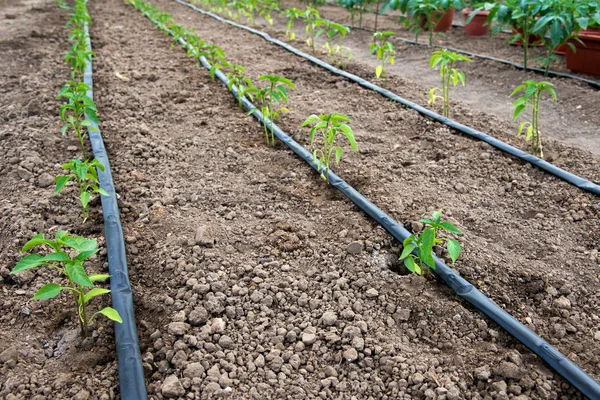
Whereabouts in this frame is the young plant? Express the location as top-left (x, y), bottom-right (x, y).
top-left (242, 0), bottom-right (258, 26)
top-left (199, 44), bottom-right (229, 80)
top-left (284, 7), bottom-right (303, 41)
top-left (260, 0), bottom-right (279, 26)
top-left (400, 210), bottom-right (461, 276)
top-left (370, 31), bottom-right (396, 87)
top-left (322, 21), bottom-right (350, 68)
top-left (246, 75), bottom-right (296, 145)
top-left (510, 80), bottom-right (557, 159)
top-left (227, 64), bottom-right (254, 109)
top-left (428, 49), bottom-right (471, 118)
top-left (303, 7), bottom-right (322, 54)
top-left (64, 41), bottom-right (95, 80)
top-left (56, 158), bottom-right (108, 222)
top-left (300, 113), bottom-right (358, 183)
top-left (58, 80), bottom-right (99, 159)
top-left (10, 231), bottom-right (122, 339)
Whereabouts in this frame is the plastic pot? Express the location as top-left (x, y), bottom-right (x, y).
top-left (462, 9), bottom-right (490, 36)
top-left (418, 8), bottom-right (455, 32)
top-left (566, 28), bottom-right (600, 76)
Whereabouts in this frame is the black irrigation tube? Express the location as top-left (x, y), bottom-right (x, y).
top-left (322, 2), bottom-right (600, 88)
top-left (174, 0), bottom-right (600, 197)
top-left (83, 20), bottom-right (147, 400)
top-left (134, 5), bottom-right (600, 398)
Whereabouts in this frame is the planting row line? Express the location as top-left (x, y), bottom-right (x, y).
top-left (174, 0), bottom-right (600, 195)
top-left (10, 1), bottom-right (122, 339)
top-left (126, 0), bottom-right (600, 396)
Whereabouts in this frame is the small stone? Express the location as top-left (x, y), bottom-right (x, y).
top-left (454, 183), bottom-right (466, 193)
top-left (0, 346), bottom-right (19, 364)
top-left (346, 241), bottom-right (363, 254)
top-left (195, 225), bottom-right (215, 247)
top-left (321, 311), bottom-right (337, 326)
top-left (595, 331), bottom-right (600, 341)
top-left (188, 307), bottom-right (209, 326)
top-left (412, 372), bottom-right (425, 384)
top-left (161, 375), bottom-right (185, 398)
top-left (492, 380), bottom-right (508, 394)
top-left (474, 365), bottom-right (491, 380)
top-left (495, 361), bottom-right (522, 380)
top-left (218, 335), bottom-right (234, 349)
top-left (37, 173), bottom-right (54, 188)
top-left (210, 318), bottom-right (226, 334)
top-left (302, 333), bottom-right (317, 345)
top-left (365, 288), bottom-right (379, 298)
top-left (167, 322), bottom-right (189, 336)
top-left (342, 348), bottom-right (358, 362)
top-left (183, 362), bottom-right (205, 378)
top-left (554, 296), bottom-right (571, 309)
top-left (393, 308), bottom-right (411, 322)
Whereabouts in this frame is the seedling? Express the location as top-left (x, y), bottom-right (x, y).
top-left (199, 44), bottom-right (229, 80)
top-left (260, 0), bottom-right (279, 26)
top-left (400, 210), bottom-right (461, 276)
top-left (284, 7), bottom-right (303, 41)
top-left (322, 21), bottom-right (350, 68)
top-left (58, 80), bottom-right (99, 159)
top-left (428, 49), bottom-right (471, 118)
top-left (303, 7), bottom-right (322, 54)
top-left (510, 80), bottom-right (557, 159)
top-left (227, 64), bottom-right (254, 109)
top-left (56, 158), bottom-right (108, 223)
top-left (301, 113), bottom-right (358, 183)
top-left (65, 41), bottom-right (95, 80)
top-left (245, 74), bottom-right (296, 146)
top-left (242, 0), bottom-right (258, 26)
top-left (370, 31), bottom-right (396, 87)
top-left (11, 231), bottom-right (122, 338)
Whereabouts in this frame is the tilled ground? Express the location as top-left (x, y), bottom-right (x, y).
top-left (1, 0), bottom-right (599, 399)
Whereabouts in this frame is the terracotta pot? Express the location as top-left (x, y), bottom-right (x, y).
top-left (510, 26), bottom-right (544, 46)
top-left (418, 8), bottom-right (455, 32)
top-left (462, 9), bottom-right (490, 36)
top-left (554, 42), bottom-right (569, 55)
top-left (566, 28), bottom-right (600, 76)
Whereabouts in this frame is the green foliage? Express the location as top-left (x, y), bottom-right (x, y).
top-left (284, 7), bottom-right (303, 40)
top-left (56, 158), bottom-right (108, 222)
top-left (260, 0), bottom-right (279, 26)
top-left (199, 44), bottom-right (230, 80)
top-left (339, 0), bottom-right (369, 27)
top-left (303, 7), bottom-right (323, 54)
top-left (301, 113), bottom-right (358, 183)
top-left (11, 232), bottom-right (122, 338)
top-left (65, 41), bottom-right (95, 80)
top-left (245, 74), bottom-right (296, 145)
top-left (510, 80), bottom-right (557, 159)
top-left (322, 21), bottom-right (351, 68)
top-left (370, 31), bottom-right (395, 87)
top-left (400, 210), bottom-right (462, 276)
top-left (58, 80), bottom-right (98, 159)
top-left (227, 64), bottom-right (254, 109)
top-left (428, 49), bottom-right (471, 118)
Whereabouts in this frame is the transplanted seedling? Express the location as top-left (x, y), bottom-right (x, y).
top-left (428, 49), bottom-right (471, 118)
top-left (322, 21), bottom-right (351, 69)
top-left (199, 44), bottom-right (229, 80)
top-left (64, 41), bottom-right (95, 80)
top-left (284, 7), bottom-right (303, 41)
top-left (510, 80), bottom-right (557, 159)
top-left (58, 80), bottom-right (98, 159)
top-left (400, 210), bottom-right (461, 276)
top-left (11, 231), bottom-right (122, 339)
top-left (245, 74), bottom-right (296, 146)
top-left (303, 7), bottom-right (322, 54)
top-left (227, 64), bottom-right (254, 109)
top-left (56, 158), bottom-right (108, 223)
top-left (370, 31), bottom-right (396, 87)
top-left (301, 113), bottom-right (358, 183)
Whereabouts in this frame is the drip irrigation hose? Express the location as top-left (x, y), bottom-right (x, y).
top-left (134, 6), bottom-right (600, 398)
top-left (321, 1), bottom-right (600, 87)
top-left (83, 21), bottom-right (147, 400)
top-left (173, 0), bottom-right (600, 196)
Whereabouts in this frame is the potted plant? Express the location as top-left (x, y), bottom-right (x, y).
top-left (565, 1), bottom-right (600, 76)
top-left (384, 0), bottom-right (463, 45)
top-left (463, 1), bottom-right (491, 36)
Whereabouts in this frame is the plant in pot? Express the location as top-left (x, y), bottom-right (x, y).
top-left (463, 0), bottom-right (491, 36)
top-left (565, 1), bottom-right (600, 76)
top-left (473, 0), bottom-right (544, 70)
top-left (383, 0), bottom-right (463, 46)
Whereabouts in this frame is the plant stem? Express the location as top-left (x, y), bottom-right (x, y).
top-left (374, 0), bottom-right (380, 31)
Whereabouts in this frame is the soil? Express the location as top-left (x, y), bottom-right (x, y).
top-left (1, 0), bottom-right (599, 399)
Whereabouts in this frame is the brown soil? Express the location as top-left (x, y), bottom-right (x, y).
top-left (1, 0), bottom-right (599, 399)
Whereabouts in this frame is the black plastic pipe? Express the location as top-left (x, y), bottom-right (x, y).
top-left (135, 5), bottom-right (600, 398)
top-left (83, 20), bottom-right (148, 400)
top-left (173, 0), bottom-right (600, 196)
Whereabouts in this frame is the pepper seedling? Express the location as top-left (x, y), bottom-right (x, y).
top-left (227, 64), bottom-right (254, 109)
top-left (301, 113), bottom-right (358, 183)
top-left (284, 7), bottom-right (303, 41)
top-left (303, 7), bottom-right (322, 54)
top-left (10, 231), bottom-right (122, 339)
top-left (58, 80), bottom-right (99, 159)
top-left (199, 44), bottom-right (230, 80)
top-left (56, 158), bottom-right (108, 223)
top-left (400, 210), bottom-right (461, 276)
top-left (322, 21), bottom-right (350, 68)
top-left (510, 80), bottom-right (557, 159)
top-left (370, 31), bottom-right (396, 87)
top-left (246, 74), bottom-right (296, 146)
top-left (428, 49), bottom-right (471, 118)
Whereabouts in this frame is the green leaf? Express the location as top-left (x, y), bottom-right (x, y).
top-left (55, 175), bottom-right (71, 194)
top-left (301, 114), bottom-right (321, 127)
top-left (419, 228), bottom-right (436, 269)
top-left (12, 254), bottom-right (45, 274)
top-left (65, 261), bottom-right (93, 287)
top-left (83, 288), bottom-right (111, 304)
top-left (80, 191), bottom-right (91, 208)
top-left (42, 252), bottom-right (71, 263)
top-left (96, 307), bottom-right (123, 323)
top-left (33, 283), bottom-right (64, 300)
top-left (59, 236), bottom-right (97, 253)
top-left (447, 239), bottom-right (461, 264)
top-left (375, 65), bottom-right (383, 78)
top-left (22, 234), bottom-right (54, 252)
top-left (335, 146), bottom-right (343, 165)
top-left (439, 221), bottom-right (461, 235)
top-left (400, 243), bottom-right (417, 260)
top-left (403, 256), bottom-right (418, 274)
top-left (89, 273), bottom-right (110, 282)
top-left (97, 187), bottom-right (109, 196)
